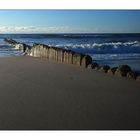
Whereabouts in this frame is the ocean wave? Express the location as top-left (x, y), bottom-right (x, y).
top-left (63, 34), bottom-right (103, 38)
top-left (53, 41), bottom-right (140, 54)
top-left (90, 53), bottom-right (140, 61)
top-left (0, 40), bottom-right (8, 46)
top-left (54, 41), bottom-right (140, 48)
top-left (62, 33), bottom-right (140, 39)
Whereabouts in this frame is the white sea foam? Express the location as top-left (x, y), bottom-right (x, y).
top-left (53, 41), bottom-right (140, 50)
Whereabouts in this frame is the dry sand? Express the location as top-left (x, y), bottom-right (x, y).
top-left (0, 56), bottom-right (139, 130)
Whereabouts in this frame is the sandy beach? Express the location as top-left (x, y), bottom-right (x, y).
top-left (0, 56), bottom-right (139, 130)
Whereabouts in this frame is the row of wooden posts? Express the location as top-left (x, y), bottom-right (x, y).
top-left (4, 38), bottom-right (140, 82)
top-left (29, 44), bottom-right (92, 68)
top-left (4, 38), bottom-right (93, 68)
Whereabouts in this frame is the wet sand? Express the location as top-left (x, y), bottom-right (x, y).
top-left (0, 56), bottom-right (140, 130)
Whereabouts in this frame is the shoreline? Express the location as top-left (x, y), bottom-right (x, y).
top-left (4, 38), bottom-right (140, 81)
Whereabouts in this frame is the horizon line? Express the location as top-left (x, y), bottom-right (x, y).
top-left (1, 32), bottom-right (140, 34)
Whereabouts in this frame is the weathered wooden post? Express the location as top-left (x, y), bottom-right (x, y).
top-left (81, 55), bottom-right (92, 68)
top-left (72, 53), bottom-right (82, 66)
top-left (57, 48), bottom-right (64, 62)
top-left (68, 50), bottom-right (74, 64)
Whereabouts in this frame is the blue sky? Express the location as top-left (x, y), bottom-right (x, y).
top-left (0, 10), bottom-right (140, 33)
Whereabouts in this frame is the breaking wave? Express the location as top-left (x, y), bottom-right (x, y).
top-left (54, 41), bottom-right (140, 54)
top-left (0, 41), bottom-right (23, 57)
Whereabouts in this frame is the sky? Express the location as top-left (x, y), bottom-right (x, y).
top-left (0, 10), bottom-right (140, 33)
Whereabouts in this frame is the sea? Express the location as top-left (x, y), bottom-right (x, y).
top-left (0, 33), bottom-right (140, 72)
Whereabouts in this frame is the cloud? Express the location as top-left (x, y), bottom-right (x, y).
top-left (0, 26), bottom-right (98, 33)
top-left (0, 25), bottom-right (132, 33)
top-left (0, 26), bottom-right (73, 33)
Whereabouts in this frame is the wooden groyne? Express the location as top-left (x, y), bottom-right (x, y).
top-left (29, 43), bottom-right (92, 68)
top-left (4, 38), bottom-right (140, 82)
top-left (4, 38), bottom-right (92, 68)
top-left (4, 38), bottom-right (31, 53)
